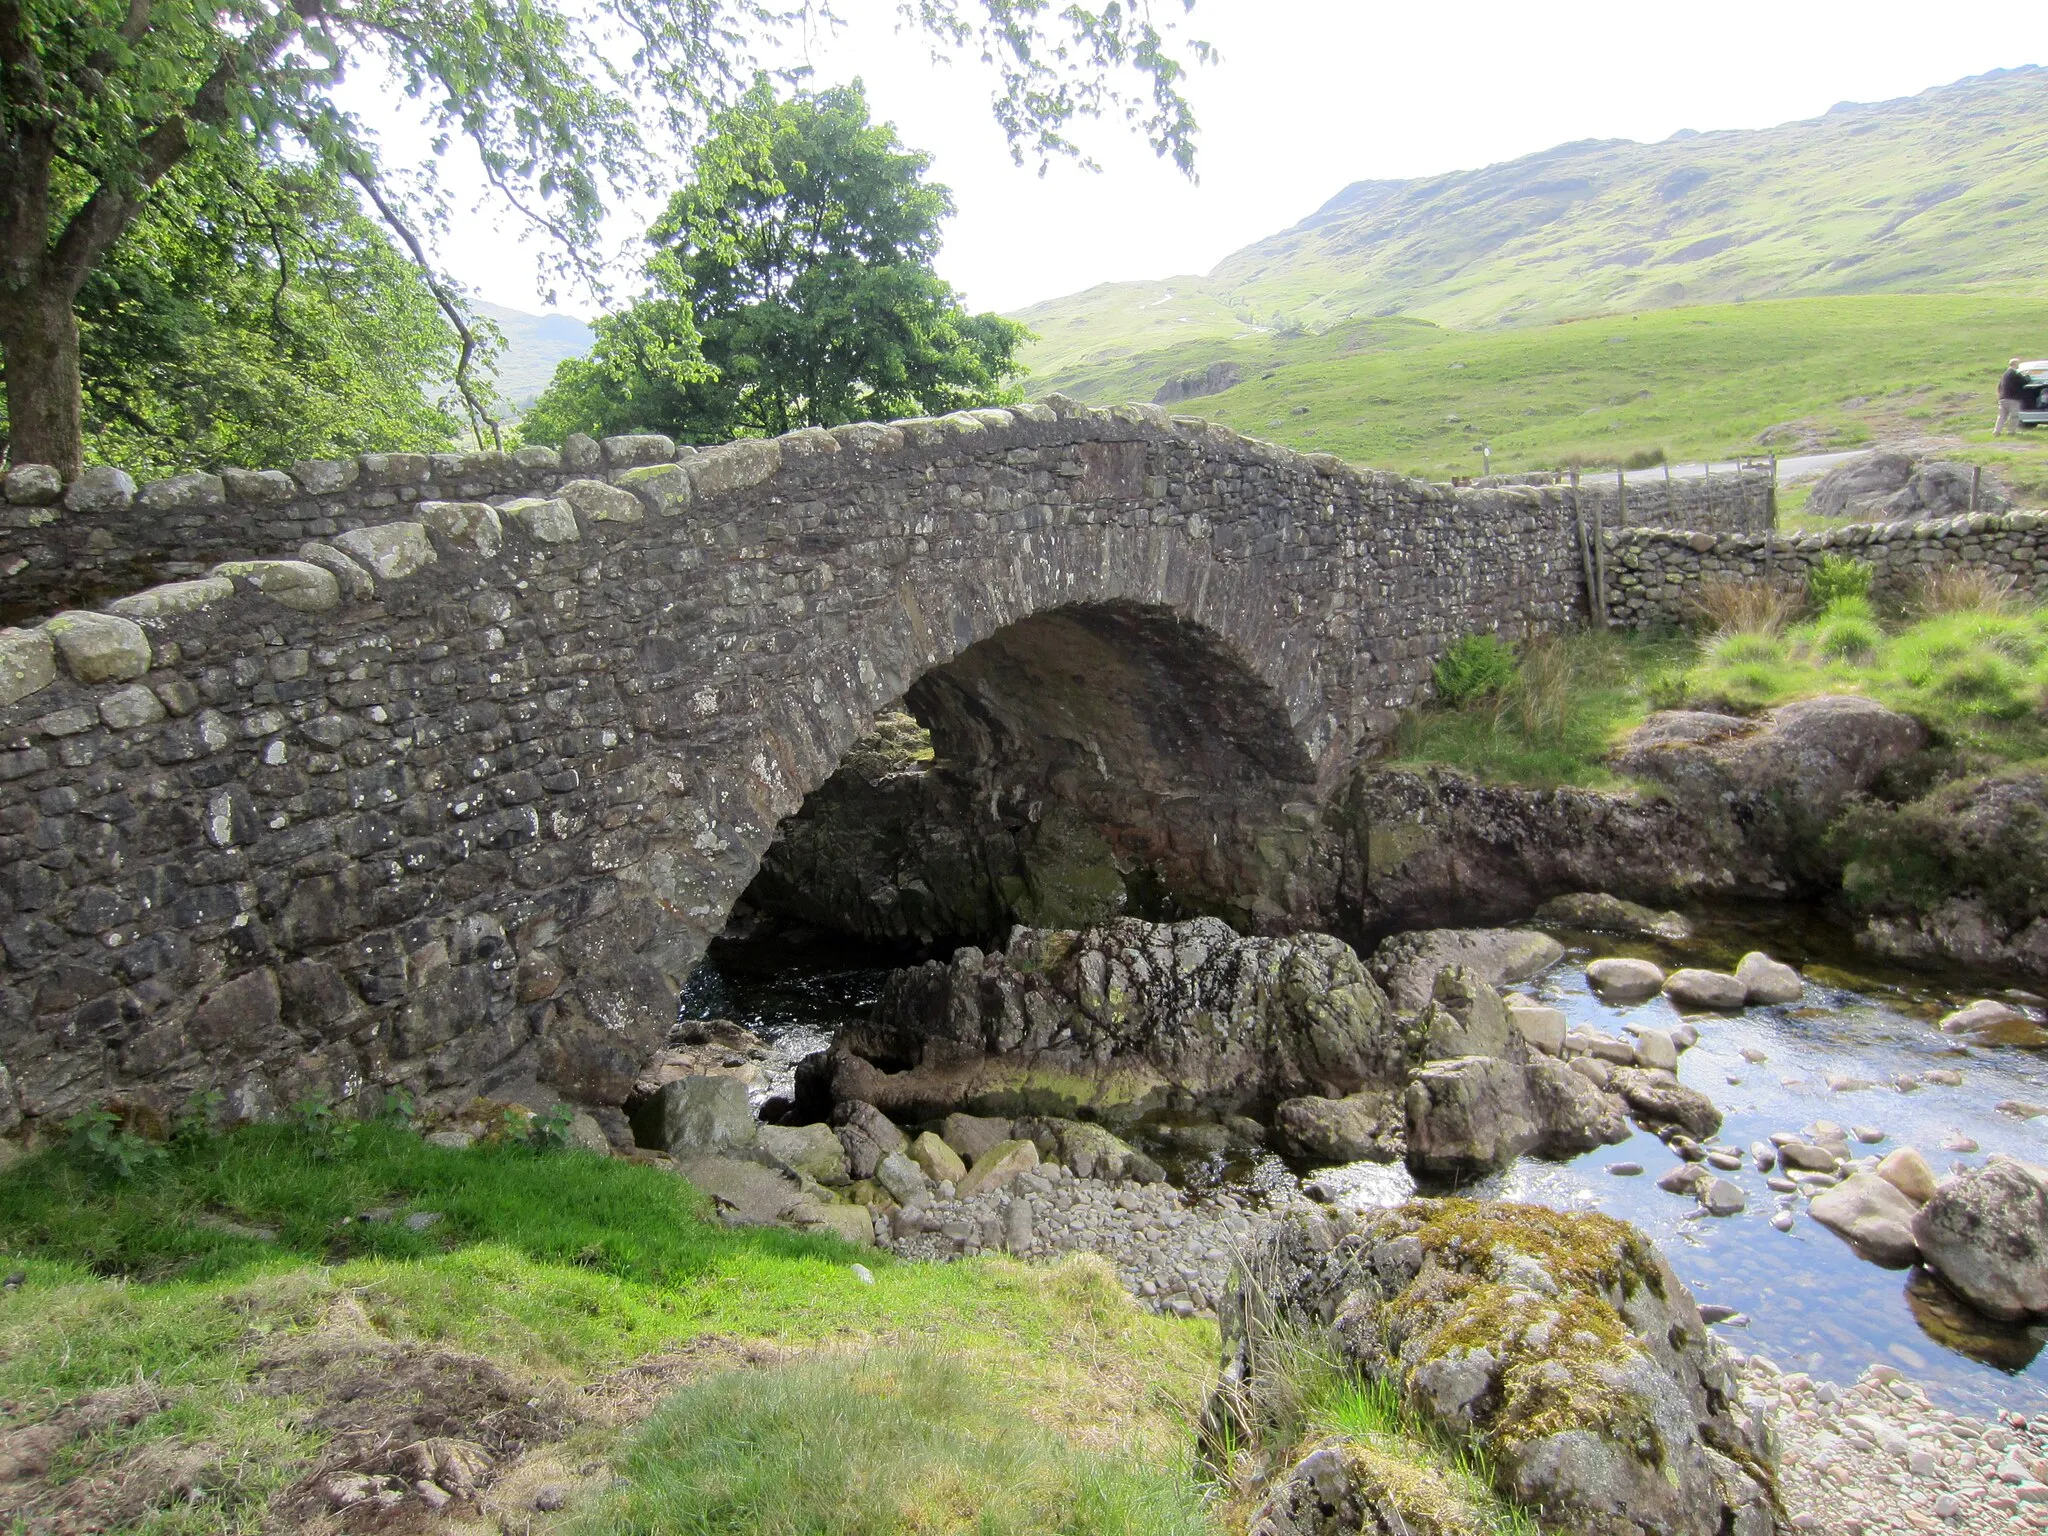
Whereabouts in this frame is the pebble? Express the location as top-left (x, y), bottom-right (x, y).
top-left (1607, 1162), bottom-right (1645, 1176)
top-left (1771, 1210), bottom-right (1795, 1232)
top-left (1852, 1126), bottom-right (1886, 1144)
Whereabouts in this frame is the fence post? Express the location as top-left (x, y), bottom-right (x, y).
top-left (1769, 453), bottom-right (1778, 529)
top-left (1571, 469), bottom-right (1603, 629)
top-left (1972, 465), bottom-right (1982, 512)
top-left (1664, 459), bottom-right (1675, 523)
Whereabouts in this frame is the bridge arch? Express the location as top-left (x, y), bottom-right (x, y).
top-left (0, 400), bottom-right (1588, 1125)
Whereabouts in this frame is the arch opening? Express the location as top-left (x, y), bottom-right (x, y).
top-left (727, 600), bottom-right (1334, 954)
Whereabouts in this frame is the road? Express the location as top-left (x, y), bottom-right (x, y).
top-left (1612, 450), bottom-right (1864, 485)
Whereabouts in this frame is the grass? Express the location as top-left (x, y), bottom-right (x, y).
top-left (0, 1122), bottom-right (1218, 1534)
top-left (579, 1348), bottom-right (1215, 1536)
top-left (1020, 289), bottom-right (2048, 480)
top-left (1392, 630), bottom-right (1691, 787)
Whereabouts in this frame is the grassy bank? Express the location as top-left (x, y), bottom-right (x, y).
top-left (1018, 289), bottom-right (2048, 481)
top-left (0, 1121), bottom-right (1217, 1534)
top-left (1395, 566), bottom-right (2048, 786)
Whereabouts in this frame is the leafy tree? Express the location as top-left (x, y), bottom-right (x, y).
top-left (0, 1), bottom-right (1204, 479)
top-left (524, 80), bottom-right (1027, 445)
top-left (48, 143), bottom-right (461, 477)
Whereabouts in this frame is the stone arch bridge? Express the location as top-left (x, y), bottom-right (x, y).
top-left (0, 399), bottom-right (1598, 1126)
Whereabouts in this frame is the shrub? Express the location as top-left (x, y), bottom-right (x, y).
top-left (1806, 554), bottom-right (1873, 610)
top-left (1691, 579), bottom-right (1798, 636)
top-left (1433, 634), bottom-right (1518, 706)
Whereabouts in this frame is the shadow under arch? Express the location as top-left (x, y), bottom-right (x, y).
top-left (735, 599), bottom-right (1332, 951)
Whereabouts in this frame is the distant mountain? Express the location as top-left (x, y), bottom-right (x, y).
top-left (1016, 66), bottom-right (2048, 399)
top-left (475, 301), bottom-right (593, 408)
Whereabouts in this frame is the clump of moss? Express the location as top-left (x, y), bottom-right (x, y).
top-left (1406, 1198), bottom-right (1666, 1303)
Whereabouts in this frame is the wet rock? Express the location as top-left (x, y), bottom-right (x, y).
top-left (1913, 1159), bottom-right (2048, 1320)
top-left (1535, 892), bottom-right (1692, 941)
top-left (1587, 957), bottom-right (1665, 1002)
top-left (1875, 1146), bottom-right (1938, 1206)
top-left (1809, 1172), bottom-right (1923, 1268)
top-left (1417, 965), bottom-right (1520, 1061)
top-left (1370, 928), bottom-right (1563, 1015)
top-left (657, 1076), bottom-right (757, 1160)
top-left (1776, 1141), bottom-right (1839, 1173)
top-left (1503, 998), bottom-right (1566, 1055)
top-left (1215, 1200), bottom-right (1776, 1536)
top-left (1664, 968), bottom-right (1748, 1010)
top-left (1275, 1090), bottom-right (1405, 1164)
top-left (1735, 952), bottom-right (1803, 1005)
top-left (1660, 1163), bottom-right (1710, 1195)
top-left (1628, 1026), bottom-right (1678, 1072)
top-left (833, 918), bottom-right (1405, 1121)
top-left (1405, 1057), bottom-right (1539, 1180)
top-left (1609, 1067), bottom-right (1722, 1139)
top-left (1524, 1058), bottom-right (1630, 1155)
top-left (1701, 1178), bottom-right (1747, 1216)
top-left (1939, 998), bottom-right (2034, 1041)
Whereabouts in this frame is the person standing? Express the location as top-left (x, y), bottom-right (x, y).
top-left (1996, 358), bottom-right (2028, 435)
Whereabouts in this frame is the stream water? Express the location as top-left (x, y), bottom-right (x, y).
top-left (683, 912), bottom-right (2048, 1419)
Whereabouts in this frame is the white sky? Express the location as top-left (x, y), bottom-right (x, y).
top-left (377, 1), bottom-right (2048, 320)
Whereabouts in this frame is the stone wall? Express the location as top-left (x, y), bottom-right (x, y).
top-left (1602, 510), bottom-right (2048, 627)
top-left (1472, 466), bottom-right (1775, 536)
top-left (0, 400), bottom-right (1603, 1129)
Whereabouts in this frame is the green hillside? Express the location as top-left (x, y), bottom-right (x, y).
top-left (1015, 66), bottom-right (2048, 475)
top-left (476, 300), bottom-right (593, 408)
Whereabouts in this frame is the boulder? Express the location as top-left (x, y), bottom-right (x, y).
top-left (1275, 1090), bottom-right (1405, 1165)
top-left (956, 1138), bottom-right (1039, 1198)
top-left (1810, 1172), bottom-right (1923, 1268)
top-left (1627, 1027), bottom-right (1679, 1072)
top-left (1939, 998), bottom-right (2028, 1036)
top-left (1809, 452), bottom-right (2007, 521)
top-left (1776, 1141), bottom-right (1839, 1173)
top-left (831, 918), bottom-right (1406, 1122)
top-left (1214, 1201), bottom-right (1777, 1536)
top-left (676, 1154), bottom-right (807, 1226)
top-left (1587, 957), bottom-right (1665, 1002)
top-left (833, 1100), bottom-right (907, 1180)
top-left (938, 1112), bottom-right (1013, 1164)
top-left (1012, 1116), bottom-right (1146, 1180)
top-left (1370, 928), bottom-right (1563, 1014)
top-left (874, 1149), bottom-right (931, 1206)
top-left (908, 1130), bottom-right (967, 1185)
top-left (1248, 1440), bottom-right (1503, 1536)
top-left (1734, 952), bottom-right (1803, 1005)
top-left (1536, 892), bottom-right (1692, 941)
top-left (1405, 1057), bottom-right (1539, 1180)
top-left (1608, 1067), bottom-right (1722, 1139)
top-left (1875, 1146), bottom-right (1938, 1206)
top-left (1524, 1058), bottom-right (1630, 1155)
top-left (657, 1076), bottom-right (757, 1159)
top-left (1913, 1159), bottom-right (2048, 1320)
top-left (1503, 999), bottom-right (1566, 1055)
top-left (1663, 969), bottom-right (1747, 1010)
top-left (757, 1122), bottom-right (849, 1185)
top-left (1417, 965), bottom-right (1520, 1061)
top-left (790, 1202), bottom-right (875, 1246)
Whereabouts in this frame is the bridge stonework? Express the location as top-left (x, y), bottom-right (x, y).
top-left (0, 400), bottom-right (1593, 1128)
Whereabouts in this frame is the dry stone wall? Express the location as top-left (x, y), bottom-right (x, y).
top-left (1473, 466), bottom-right (1775, 537)
top-left (0, 400), bottom-right (1602, 1128)
top-left (1603, 510), bottom-right (2048, 627)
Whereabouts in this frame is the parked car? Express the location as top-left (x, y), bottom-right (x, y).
top-left (2018, 360), bottom-right (2048, 428)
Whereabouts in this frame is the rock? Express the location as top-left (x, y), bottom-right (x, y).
top-left (1587, 957), bottom-right (1665, 1002)
top-left (874, 1149), bottom-right (931, 1205)
top-left (1776, 1141), bottom-right (1839, 1173)
top-left (833, 1100), bottom-right (907, 1179)
top-left (1660, 1163), bottom-right (1710, 1195)
top-left (1404, 1056), bottom-right (1539, 1180)
top-left (956, 1138), bottom-right (1039, 1198)
top-left (1215, 1201), bottom-right (1777, 1536)
top-left (1809, 452), bottom-right (2007, 520)
top-left (502, 496), bottom-right (581, 543)
top-left (757, 1122), bottom-right (849, 1185)
top-left (63, 465), bottom-right (136, 514)
top-left (676, 1154), bottom-right (809, 1226)
top-left (42, 610), bottom-right (150, 683)
top-left (938, 1113), bottom-right (1013, 1163)
top-left (1875, 1146), bottom-right (1937, 1206)
top-left (657, 1075), bottom-right (758, 1159)
top-left (1609, 1067), bottom-right (1722, 1139)
top-left (3, 463), bottom-right (61, 505)
top-left (566, 1111), bottom-right (612, 1154)
top-left (332, 521), bottom-right (437, 580)
top-left (1913, 1159), bottom-right (2048, 1320)
top-left (1609, 1162), bottom-right (1643, 1176)
top-left (1504, 998), bottom-right (1566, 1055)
top-left (1275, 1090), bottom-right (1405, 1164)
top-left (1524, 1057), bottom-right (1630, 1155)
top-left (556, 477), bottom-right (644, 523)
top-left (1664, 969), bottom-right (1748, 1010)
top-left (1701, 1178), bottom-right (1747, 1216)
top-left (1940, 998), bottom-right (2027, 1036)
top-left (1734, 953), bottom-right (1803, 1005)
top-left (1810, 1172), bottom-right (1924, 1268)
top-left (1370, 928), bottom-right (1563, 1014)
top-left (0, 627), bottom-right (54, 708)
top-left (1628, 1027), bottom-right (1679, 1072)
top-left (1247, 1440), bottom-right (1498, 1536)
top-left (1418, 965), bottom-right (1520, 1061)
top-left (908, 1130), bottom-right (967, 1185)
top-left (1012, 1116), bottom-right (1149, 1180)
top-left (1536, 891), bottom-right (1692, 941)
top-left (425, 1130), bottom-right (474, 1150)
top-left (834, 919), bottom-right (1406, 1122)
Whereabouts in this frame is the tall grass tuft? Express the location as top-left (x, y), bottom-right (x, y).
top-left (1690, 578), bottom-right (1800, 637)
top-left (1910, 565), bottom-right (2018, 618)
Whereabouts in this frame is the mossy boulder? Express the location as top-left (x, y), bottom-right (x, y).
top-left (1249, 1440), bottom-right (1496, 1536)
top-left (1217, 1200), bottom-right (1777, 1536)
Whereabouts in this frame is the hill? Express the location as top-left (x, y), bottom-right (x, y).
top-left (476, 300), bottom-right (593, 408)
top-left (1014, 66), bottom-right (2048, 473)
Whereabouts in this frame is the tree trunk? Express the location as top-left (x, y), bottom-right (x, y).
top-left (0, 285), bottom-right (84, 478)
